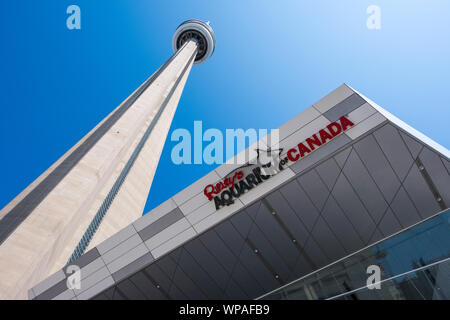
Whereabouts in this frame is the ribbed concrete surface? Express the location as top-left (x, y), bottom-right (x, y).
top-left (0, 40), bottom-right (197, 299)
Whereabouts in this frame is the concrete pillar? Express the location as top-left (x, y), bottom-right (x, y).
top-left (0, 20), bottom-right (215, 299)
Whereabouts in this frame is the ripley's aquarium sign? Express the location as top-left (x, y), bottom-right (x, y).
top-left (203, 115), bottom-right (355, 210)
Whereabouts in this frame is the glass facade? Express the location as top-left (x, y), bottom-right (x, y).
top-left (260, 209), bottom-right (450, 300)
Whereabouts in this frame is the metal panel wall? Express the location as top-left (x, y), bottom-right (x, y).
top-left (77, 123), bottom-right (449, 300)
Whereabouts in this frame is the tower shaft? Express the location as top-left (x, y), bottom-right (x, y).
top-left (0, 40), bottom-right (198, 299)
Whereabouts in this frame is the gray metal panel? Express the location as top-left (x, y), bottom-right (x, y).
top-left (321, 197), bottom-right (364, 254)
top-left (214, 220), bottom-right (246, 258)
top-left (297, 170), bottom-right (330, 211)
top-left (353, 133), bottom-right (401, 203)
top-left (169, 247), bottom-right (183, 265)
top-left (244, 201), bottom-right (262, 220)
top-left (128, 272), bottom-right (167, 300)
top-left (113, 289), bottom-right (128, 300)
top-left (91, 293), bottom-right (107, 300)
top-left (323, 93), bottom-right (366, 122)
top-left (237, 243), bottom-right (280, 292)
top-left (310, 217), bottom-right (346, 261)
top-left (168, 280), bottom-right (189, 299)
top-left (111, 251), bottom-right (154, 283)
top-left (252, 202), bottom-right (300, 269)
top-left (403, 163), bottom-right (441, 219)
top-left (290, 134), bottom-right (352, 174)
top-left (245, 221), bottom-right (293, 281)
top-left (369, 228), bottom-right (384, 244)
top-left (117, 279), bottom-right (146, 300)
top-left (378, 208), bottom-right (402, 237)
top-left (230, 261), bottom-right (266, 298)
top-left (176, 248), bottom-right (224, 299)
top-left (303, 237), bottom-right (329, 269)
top-left (79, 257), bottom-right (105, 280)
top-left (150, 258), bottom-right (188, 299)
top-left (106, 242), bottom-right (149, 274)
top-left (224, 278), bottom-right (250, 299)
top-left (334, 147), bottom-right (352, 168)
top-left (34, 278), bottom-right (69, 300)
top-left (73, 266), bottom-right (111, 296)
top-left (97, 224), bottom-right (137, 255)
top-left (154, 254), bottom-right (177, 281)
top-left (184, 238), bottom-right (231, 290)
top-left (144, 263), bottom-right (181, 298)
top-left (32, 270), bottom-right (66, 297)
top-left (291, 253), bottom-right (315, 279)
top-left (315, 158), bottom-right (341, 190)
top-left (229, 209), bottom-right (253, 238)
top-left (102, 234), bottom-right (143, 264)
top-left (100, 286), bottom-right (115, 300)
top-left (265, 191), bottom-right (309, 247)
top-left (199, 229), bottom-right (238, 274)
top-left (76, 276), bottom-right (114, 300)
top-left (171, 258), bottom-right (208, 299)
top-left (279, 180), bottom-right (320, 232)
top-left (400, 131), bottom-right (423, 159)
top-left (390, 187), bottom-right (422, 228)
top-left (71, 248), bottom-right (100, 269)
top-left (153, 257), bottom-right (184, 295)
top-left (331, 174), bottom-right (376, 244)
top-left (442, 157), bottom-right (450, 174)
top-left (373, 124), bottom-right (414, 181)
top-left (341, 149), bottom-right (388, 224)
top-left (419, 147), bottom-right (450, 205)
top-left (138, 207), bottom-right (184, 241)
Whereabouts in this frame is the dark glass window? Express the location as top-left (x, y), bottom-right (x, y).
top-left (260, 209), bottom-right (450, 300)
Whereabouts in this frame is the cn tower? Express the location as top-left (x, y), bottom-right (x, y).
top-left (0, 20), bottom-right (215, 299)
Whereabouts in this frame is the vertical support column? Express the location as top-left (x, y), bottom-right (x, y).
top-left (0, 40), bottom-right (198, 299)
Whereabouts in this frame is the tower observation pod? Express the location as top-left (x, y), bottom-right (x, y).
top-left (172, 19), bottom-right (216, 65)
top-left (0, 20), bottom-right (215, 299)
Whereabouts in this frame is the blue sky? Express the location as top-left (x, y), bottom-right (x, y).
top-left (0, 1), bottom-right (449, 214)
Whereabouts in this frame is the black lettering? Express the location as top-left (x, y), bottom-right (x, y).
top-left (245, 174), bottom-right (259, 188)
top-left (221, 190), bottom-right (235, 206)
top-left (214, 196), bottom-right (224, 210)
top-left (253, 167), bottom-right (269, 182)
top-left (238, 180), bottom-right (252, 194)
top-left (229, 184), bottom-right (241, 198)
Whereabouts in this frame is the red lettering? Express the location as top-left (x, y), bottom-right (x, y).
top-left (229, 171), bottom-right (243, 189)
top-left (205, 116), bottom-right (356, 203)
top-left (319, 129), bottom-right (332, 144)
top-left (204, 185), bottom-right (215, 201)
top-left (287, 148), bottom-right (299, 162)
top-left (306, 134), bottom-right (322, 151)
top-left (339, 116), bottom-right (354, 131)
top-left (298, 143), bottom-right (311, 157)
top-left (327, 122), bottom-right (342, 137)
top-left (204, 170), bottom-right (244, 201)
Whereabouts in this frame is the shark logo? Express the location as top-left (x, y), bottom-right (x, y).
top-left (224, 147), bottom-right (287, 180)
top-left (254, 148), bottom-right (288, 176)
